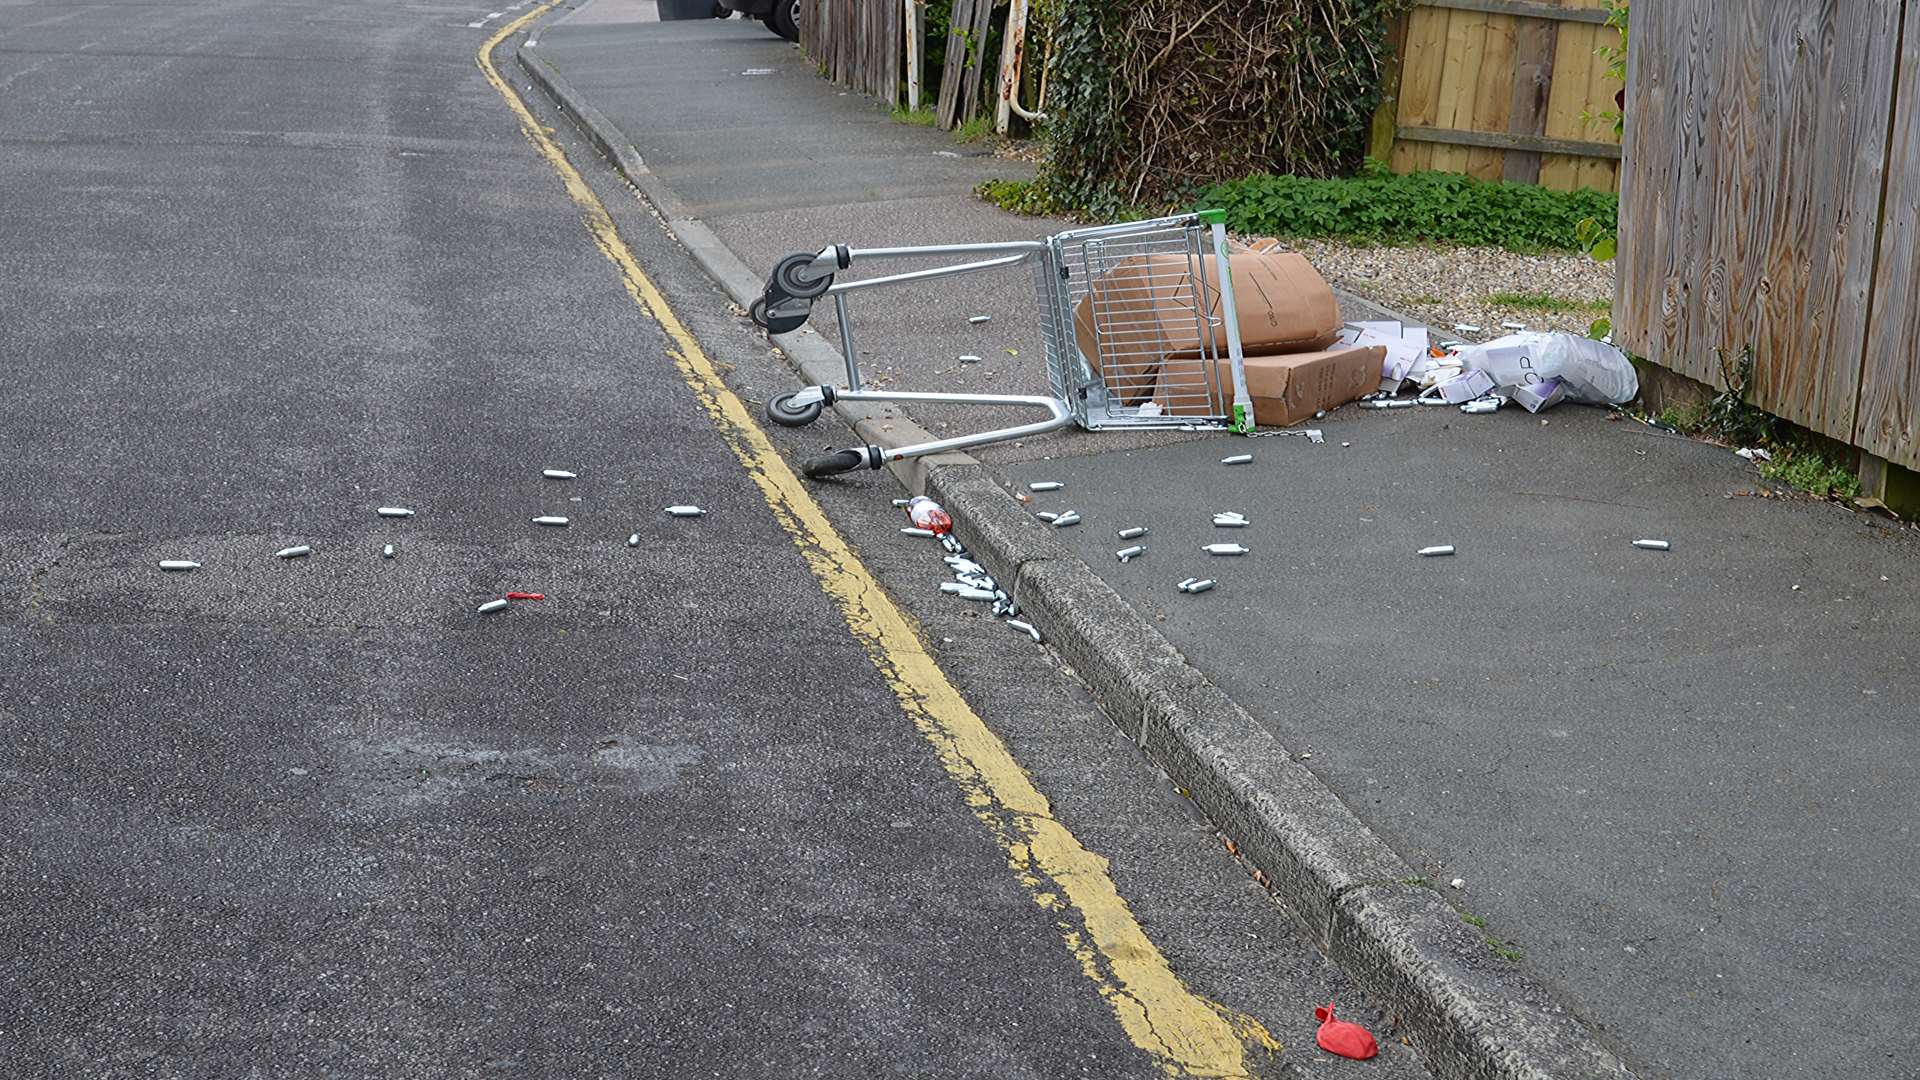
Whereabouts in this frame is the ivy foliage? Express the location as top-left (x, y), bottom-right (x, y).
top-left (1199, 163), bottom-right (1619, 253)
top-left (1037, 1), bottom-right (1414, 216)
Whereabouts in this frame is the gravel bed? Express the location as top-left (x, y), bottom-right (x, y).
top-left (1270, 236), bottom-right (1616, 340)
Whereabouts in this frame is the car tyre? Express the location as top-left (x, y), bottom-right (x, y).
top-left (767, 0), bottom-right (800, 41)
top-left (657, 0), bottom-right (723, 18)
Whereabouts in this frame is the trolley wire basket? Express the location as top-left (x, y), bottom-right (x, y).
top-left (750, 210), bottom-right (1253, 478)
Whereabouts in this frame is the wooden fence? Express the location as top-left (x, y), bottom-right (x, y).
top-left (1617, 1), bottom-right (1920, 472)
top-left (801, 0), bottom-right (1012, 129)
top-left (800, 0), bottom-right (902, 107)
top-left (1373, 0), bottom-right (1624, 192)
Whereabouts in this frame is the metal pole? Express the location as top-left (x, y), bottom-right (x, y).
top-left (995, 0), bottom-right (1028, 135)
top-left (834, 293), bottom-right (863, 390)
top-left (1206, 214), bottom-right (1254, 432)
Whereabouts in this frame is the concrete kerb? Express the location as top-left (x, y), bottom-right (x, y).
top-left (515, 30), bottom-right (1635, 1080)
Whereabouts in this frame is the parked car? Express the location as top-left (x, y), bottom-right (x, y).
top-left (718, 0), bottom-right (801, 41)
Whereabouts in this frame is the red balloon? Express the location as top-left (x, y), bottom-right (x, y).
top-left (1314, 1001), bottom-right (1379, 1061)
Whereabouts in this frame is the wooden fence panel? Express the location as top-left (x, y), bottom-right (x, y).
top-left (1378, 0), bottom-right (1622, 192)
top-left (801, 0), bottom-right (900, 108)
top-left (1856, 24), bottom-right (1920, 466)
top-left (934, 0), bottom-right (973, 127)
top-left (1537, 0), bottom-right (1610, 191)
top-left (1389, 6), bottom-right (1451, 173)
top-left (1618, 1), bottom-right (1908, 456)
top-left (1502, 12), bottom-right (1558, 184)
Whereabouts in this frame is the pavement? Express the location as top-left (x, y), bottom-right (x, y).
top-left (0, 0), bottom-right (1436, 1077)
top-left (528, 6), bottom-right (1920, 1080)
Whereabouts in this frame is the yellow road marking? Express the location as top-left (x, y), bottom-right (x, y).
top-left (478, 14), bottom-right (1277, 1076)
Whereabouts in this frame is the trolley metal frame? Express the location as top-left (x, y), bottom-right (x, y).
top-left (749, 211), bottom-right (1253, 478)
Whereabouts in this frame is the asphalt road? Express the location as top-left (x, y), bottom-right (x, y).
top-left (0, 2), bottom-right (1428, 1077)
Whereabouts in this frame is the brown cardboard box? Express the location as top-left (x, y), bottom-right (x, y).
top-left (1071, 251), bottom-right (1341, 403)
top-left (1151, 345), bottom-right (1386, 427)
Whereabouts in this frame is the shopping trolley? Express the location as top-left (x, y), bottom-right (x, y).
top-left (749, 210), bottom-right (1255, 478)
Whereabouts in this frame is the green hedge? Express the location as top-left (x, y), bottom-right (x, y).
top-left (1040, 1), bottom-right (1411, 217)
top-left (1198, 164), bottom-right (1619, 252)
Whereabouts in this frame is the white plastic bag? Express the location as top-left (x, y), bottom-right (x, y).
top-left (1454, 332), bottom-right (1638, 405)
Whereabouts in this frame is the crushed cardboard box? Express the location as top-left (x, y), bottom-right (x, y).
top-left (1072, 251), bottom-right (1341, 405)
top-left (1151, 345), bottom-right (1386, 427)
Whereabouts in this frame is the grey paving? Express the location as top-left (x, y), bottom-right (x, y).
top-left (535, 8), bottom-right (1920, 1080)
top-left (1006, 407), bottom-right (1920, 1080)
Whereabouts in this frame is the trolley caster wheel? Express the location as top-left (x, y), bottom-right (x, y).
top-left (749, 296), bottom-right (810, 335)
top-left (772, 252), bottom-right (832, 299)
top-left (766, 390), bottom-right (824, 427)
top-left (802, 448), bottom-right (870, 478)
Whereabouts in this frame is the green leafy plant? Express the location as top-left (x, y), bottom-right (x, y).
top-left (1762, 449), bottom-right (1861, 500)
top-left (919, 0), bottom-right (953, 95)
top-left (976, 177), bottom-right (1061, 217)
top-left (1594, 2), bottom-right (1629, 138)
top-left (952, 115), bottom-right (993, 143)
top-left (1702, 348), bottom-right (1772, 448)
top-left (1575, 216), bottom-right (1617, 337)
top-left (1197, 162), bottom-right (1618, 253)
top-left (1576, 2), bottom-right (1627, 339)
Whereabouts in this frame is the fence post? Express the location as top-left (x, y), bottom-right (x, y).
top-left (995, 0), bottom-right (1029, 134)
top-left (905, 0), bottom-right (922, 112)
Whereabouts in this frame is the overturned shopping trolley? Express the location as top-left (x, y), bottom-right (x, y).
top-left (750, 211), bottom-right (1256, 478)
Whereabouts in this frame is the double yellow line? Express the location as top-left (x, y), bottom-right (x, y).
top-left (477, 11), bottom-right (1274, 1075)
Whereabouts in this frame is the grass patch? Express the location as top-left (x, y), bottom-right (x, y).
top-left (952, 115), bottom-right (993, 144)
top-left (976, 177), bottom-right (1061, 217)
top-left (1762, 448), bottom-right (1861, 500)
top-left (890, 104), bottom-right (937, 127)
top-left (1461, 913), bottom-right (1487, 929)
top-left (1199, 161), bottom-right (1618, 254)
top-left (1485, 291), bottom-right (1612, 315)
top-left (1655, 400), bottom-right (1710, 434)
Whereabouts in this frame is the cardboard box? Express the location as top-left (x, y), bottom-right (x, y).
top-left (1435, 368), bottom-right (1496, 404)
top-left (1072, 251), bottom-right (1341, 403)
top-left (1151, 345), bottom-right (1386, 427)
top-left (1512, 376), bottom-right (1566, 413)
